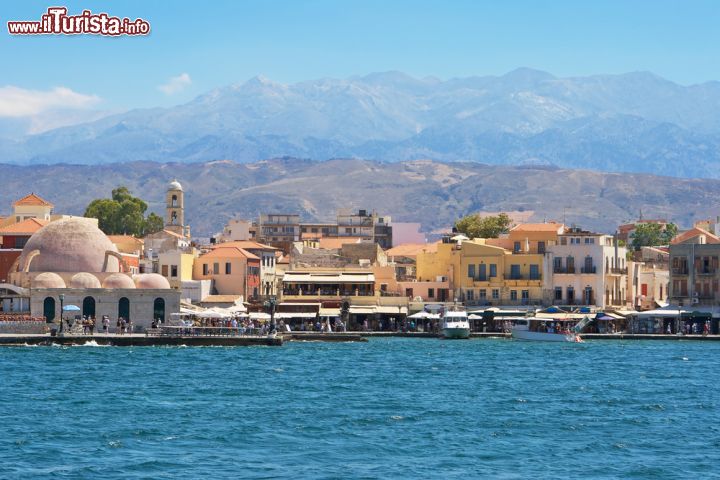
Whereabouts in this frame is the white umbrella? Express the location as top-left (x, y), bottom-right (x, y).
top-left (408, 311), bottom-right (431, 319)
top-left (468, 314), bottom-right (482, 320)
top-left (249, 312), bottom-right (271, 320)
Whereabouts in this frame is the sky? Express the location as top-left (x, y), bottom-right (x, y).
top-left (1, 0), bottom-right (719, 130)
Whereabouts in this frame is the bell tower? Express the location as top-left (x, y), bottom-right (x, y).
top-left (165, 179), bottom-right (185, 236)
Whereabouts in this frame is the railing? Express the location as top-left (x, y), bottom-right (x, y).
top-left (581, 266), bottom-right (596, 274)
top-left (671, 268), bottom-right (689, 275)
top-left (609, 267), bottom-right (628, 274)
top-left (697, 269), bottom-right (717, 275)
top-left (553, 267), bottom-right (575, 274)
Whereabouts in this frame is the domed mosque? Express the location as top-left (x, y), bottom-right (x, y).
top-left (8, 215), bottom-right (179, 332)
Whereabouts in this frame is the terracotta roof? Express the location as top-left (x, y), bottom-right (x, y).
top-left (108, 235), bottom-right (144, 244)
top-left (161, 229), bottom-right (187, 239)
top-left (213, 240), bottom-right (277, 250)
top-left (12, 193), bottom-right (53, 208)
top-left (671, 227), bottom-right (720, 245)
top-left (200, 246), bottom-right (260, 260)
top-left (510, 222), bottom-right (564, 233)
top-left (0, 217), bottom-right (49, 235)
top-left (318, 237), bottom-right (366, 249)
top-left (385, 243), bottom-right (438, 258)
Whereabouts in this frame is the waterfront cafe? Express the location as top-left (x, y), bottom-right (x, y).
top-left (631, 305), bottom-right (717, 334)
top-left (281, 271), bottom-right (375, 298)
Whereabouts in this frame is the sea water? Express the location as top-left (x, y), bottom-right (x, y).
top-left (1, 339), bottom-right (719, 479)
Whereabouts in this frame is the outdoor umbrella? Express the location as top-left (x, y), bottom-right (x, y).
top-left (62, 305), bottom-right (81, 312)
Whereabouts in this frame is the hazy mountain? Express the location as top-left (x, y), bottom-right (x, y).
top-left (0, 158), bottom-right (718, 236)
top-left (4, 69), bottom-right (720, 178)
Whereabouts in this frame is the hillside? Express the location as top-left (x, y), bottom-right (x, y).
top-left (3, 70), bottom-right (720, 178)
top-left (0, 159), bottom-right (717, 236)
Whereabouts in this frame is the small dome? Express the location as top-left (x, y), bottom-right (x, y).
top-left (133, 273), bottom-right (171, 289)
top-left (69, 272), bottom-right (101, 289)
top-left (19, 217), bottom-right (119, 273)
top-left (168, 179), bottom-right (183, 191)
top-left (102, 273), bottom-right (136, 289)
top-left (32, 272), bottom-right (66, 289)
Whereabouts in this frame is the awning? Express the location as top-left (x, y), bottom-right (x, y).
top-left (376, 306), bottom-right (400, 314)
top-left (349, 306), bottom-right (376, 314)
top-left (283, 272), bottom-right (374, 284)
top-left (319, 308), bottom-right (340, 316)
top-left (275, 312), bottom-right (316, 319)
top-left (249, 312), bottom-right (271, 320)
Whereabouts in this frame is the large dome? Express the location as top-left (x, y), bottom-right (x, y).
top-left (19, 217), bottom-right (120, 273)
top-left (168, 180), bottom-right (183, 191)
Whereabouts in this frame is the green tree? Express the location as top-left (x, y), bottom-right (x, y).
top-left (454, 213), bottom-right (513, 239)
top-left (630, 222), bottom-right (678, 250)
top-left (84, 186), bottom-right (164, 237)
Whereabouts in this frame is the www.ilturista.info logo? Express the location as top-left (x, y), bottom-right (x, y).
top-left (7, 7), bottom-right (150, 36)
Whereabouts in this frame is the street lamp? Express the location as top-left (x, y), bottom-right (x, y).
top-left (263, 296), bottom-right (277, 333)
top-left (58, 293), bottom-right (65, 335)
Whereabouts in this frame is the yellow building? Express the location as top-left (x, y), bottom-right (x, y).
top-left (416, 223), bottom-right (564, 306)
top-left (159, 250), bottom-right (196, 289)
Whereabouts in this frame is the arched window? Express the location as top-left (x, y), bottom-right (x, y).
top-left (153, 298), bottom-right (165, 322)
top-left (118, 297), bottom-right (130, 320)
top-left (171, 194), bottom-right (178, 207)
top-left (43, 297), bottom-right (56, 323)
top-left (82, 296), bottom-right (96, 318)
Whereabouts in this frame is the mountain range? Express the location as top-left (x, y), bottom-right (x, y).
top-left (0, 158), bottom-right (718, 236)
top-left (3, 69), bottom-right (720, 178)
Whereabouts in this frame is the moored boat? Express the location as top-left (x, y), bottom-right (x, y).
top-left (511, 317), bottom-right (584, 342)
top-left (442, 309), bottom-right (470, 339)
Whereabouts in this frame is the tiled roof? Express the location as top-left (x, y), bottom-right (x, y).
top-left (12, 193), bottom-right (53, 208)
top-left (161, 229), bottom-right (187, 239)
top-left (200, 246), bottom-right (260, 260)
top-left (510, 222), bottom-right (565, 233)
top-left (213, 240), bottom-right (277, 250)
top-left (671, 227), bottom-right (720, 245)
top-left (385, 243), bottom-right (438, 258)
top-left (108, 235), bottom-right (144, 244)
top-left (0, 217), bottom-right (49, 235)
top-left (318, 237), bottom-right (365, 249)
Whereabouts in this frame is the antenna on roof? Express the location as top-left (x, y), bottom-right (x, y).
top-left (639, 208), bottom-right (643, 221)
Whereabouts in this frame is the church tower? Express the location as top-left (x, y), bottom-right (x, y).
top-left (165, 179), bottom-right (186, 236)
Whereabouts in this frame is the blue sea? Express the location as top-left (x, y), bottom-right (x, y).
top-left (1, 338), bottom-right (719, 479)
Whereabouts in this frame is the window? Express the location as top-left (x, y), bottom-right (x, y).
top-left (538, 241), bottom-right (546, 254)
top-left (213, 263), bottom-right (219, 275)
top-left (478, 264), bottom-right (487, 281)
top-left (492, 289), bottom-right (499, 299)
top-left (225, 262), bottom-right (232, 274)
top-left (428, 288), bottom-right (435, 298)
top-left (466, 290), bottom-right (474, 301)
top-left (529, 264), bottom-right (539, 280)
top-left (510, 290), bottom-right (518, 300)
top-left (171, 265), bottom-right (178, 278)
top-left (567, 286), bottom-right (575, 303)
top-left (566, 256), bottom-right (575, 273)
top-left (489, 264), bottom-right (497, 278)
top-left (161, 265), bottom-right (169, 277)
top-left (405, 288), bottom-right (414, 298)
top-left (560, 237), bottom-right (567, 245)
top-left (202, 264), bottom-right (209, 275)
top-left (15, 237), bottom-right (28, 249)
top-left (513, 241), bottom-right (521, 253)
top-left (521, 290), bottom-right (529, 299)
top-left (554, 257), bottom-right (563, 272)
top-left (510, 264), bottom-right (521, 279)
top-left (479, 289), bottom-right (487, 299)
top-left (584, 256), bottom-right (594, 273)
top-left (468, 264), bottom-right (476, 279)
top-left (345, 228), bottom-right (352, 234)
top-left (554, 287), bottom-right (562, 300)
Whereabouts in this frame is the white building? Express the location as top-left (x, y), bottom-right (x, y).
top-left (543, 229), bottom-right (628, 309)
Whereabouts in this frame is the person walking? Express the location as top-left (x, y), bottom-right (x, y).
top-left (103, 316), bottom-right (110, 334)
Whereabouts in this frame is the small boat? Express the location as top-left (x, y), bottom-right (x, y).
top-left (511, 317), bottom-right (583, 342)
top-left (442, 309), bottom-right (470, 339)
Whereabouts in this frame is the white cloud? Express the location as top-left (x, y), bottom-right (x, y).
top-left (158, 73), bottom-right (192, 95)
top-left (0, 86), bottom-right (100, 117)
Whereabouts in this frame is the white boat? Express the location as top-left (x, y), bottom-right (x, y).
top-left (442, 310), bottom-right (470, 339)
top-left (511, 318), bottom-right (583, 342)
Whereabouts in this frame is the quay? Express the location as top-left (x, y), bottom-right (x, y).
top-left (0, 333), bottom-right (283, 347)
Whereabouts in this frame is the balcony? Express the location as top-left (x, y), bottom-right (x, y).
top-left (581, 266), bottom-right (597, 274)
top-left (608, 267), bottom-right (628, 275)
top-left (697, 268), bottom-right (717, 276)
top-left (672, 268), bottom-right (689, 275)
top-left (553, 267), bottom-right (576, 274)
